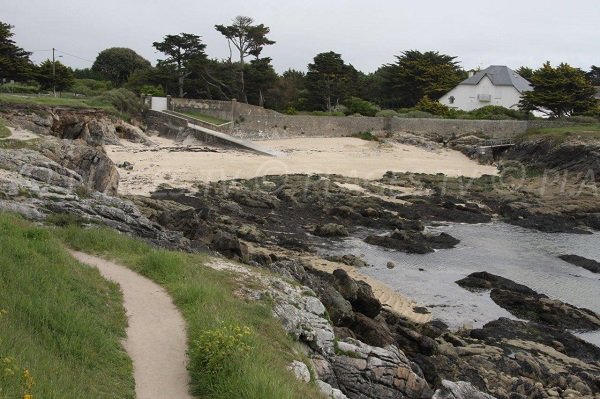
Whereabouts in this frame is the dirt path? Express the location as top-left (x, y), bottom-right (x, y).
top-left (70, 251), bottom-right (194, 399)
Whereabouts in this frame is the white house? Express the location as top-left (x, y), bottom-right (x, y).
top-left (439, 65), bottom-right (532, 111)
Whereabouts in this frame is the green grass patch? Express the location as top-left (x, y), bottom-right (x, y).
top-left (0, 213), bottom-right (134, 398)
top-left (352, 131), bottom-right (379, 141)
top-left (179, 110), bottom-right (229, 125)
top-left (57, 225), bottom-right (325, 399)
top-left (523, 124), bottom-right (600, 143)
top-left (0, 93), bottom-right (114, 111)
top-left (0, 118), bottom-right (10, 139)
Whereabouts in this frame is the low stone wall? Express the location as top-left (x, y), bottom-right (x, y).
top-left (159, 99), bottom-right (583, 140)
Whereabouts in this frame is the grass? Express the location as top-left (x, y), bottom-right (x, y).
top-left (523, 124), bottom-right (600, 142)
top-left (0, 118), bottom-right (10, 139)
top-left (0, 214), bottom-right (134, 398)
top-left (56, 224), bottom-right (325, 399)
top-left (179, 110), bottom-right (229, 125)
top-left (0, 93), bottom-right (115, 111)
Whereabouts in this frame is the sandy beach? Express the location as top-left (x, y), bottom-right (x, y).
top-left (106, 136), bottom-right (497, 196)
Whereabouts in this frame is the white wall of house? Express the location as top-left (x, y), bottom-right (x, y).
top-left (438, 76), bottom-right (524, 111)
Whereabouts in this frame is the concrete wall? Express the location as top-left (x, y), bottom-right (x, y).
top-left (439, 76), bottom-right (523, 111)
top-left (172, 98), bottom-right (278, 122)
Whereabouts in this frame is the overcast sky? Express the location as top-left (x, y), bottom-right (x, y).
top-left (3, 0), bottom-right (599, 74)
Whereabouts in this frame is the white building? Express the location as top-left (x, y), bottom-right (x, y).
top-left (439, 65), bottom-right (532, 111)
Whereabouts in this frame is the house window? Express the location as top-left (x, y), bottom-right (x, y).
top-left (449, 96), bottom-right (455, 104)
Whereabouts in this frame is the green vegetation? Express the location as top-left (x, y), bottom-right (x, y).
top-left (343, 97), bottom-right (380, 116)
top-left (353, 131), bottom-right (379, 141)
top-left (523, 124), bottom-right (600, 143)
top-left (0, 82), bottom-right (39, 94)
top-left (0, 118), bottom-right (10, 138)
top-left (179, 110), bottom-right (229, 125)
top-left (0, 214), bottom-right (134, 398)
top-left (57, 225), bottom-right (324, 399)
top-left (0, 88), bottom-right (142, 119)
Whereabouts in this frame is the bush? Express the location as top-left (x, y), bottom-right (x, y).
top-left (0, 82), bottom-right (40, 94)
top-left (190, 324), bottom-right (253, 377)
top-left (353, 131), bottom-right (379, 141)
top-left (139, 84), bottom-right (164, 97)
top-left (376, 109), bottom-right (399, 117)
top-left (343, 97), bottom-right (380, 117)
top-left (398, 110), bottom-right (440, 119)
top-left (467, 105), bottom-right (528, 120)
top-left (70, 79), bottom-right (112, 97)
top-left (416, 96), bottom-right (450, 116)
top-left (93, 88), bottom-right (142, 115)
top-left (565, 115), bottom-right (599, 124)
top-left (285, 107), bottom-right (297, 115)
top-left (311, 110), bottom-right (345, 117)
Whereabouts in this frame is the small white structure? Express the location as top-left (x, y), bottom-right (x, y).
top-left (439, 65), bottom-right (532, 111)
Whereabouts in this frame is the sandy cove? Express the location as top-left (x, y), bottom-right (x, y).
top-left (106, 136), bottom-right (497, 196)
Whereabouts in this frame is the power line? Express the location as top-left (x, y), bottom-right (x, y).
top-left (54, 49), bottom-right (94, 64)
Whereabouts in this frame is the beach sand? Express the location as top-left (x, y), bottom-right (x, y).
top-left (106, 136), bottom-right (497, 196)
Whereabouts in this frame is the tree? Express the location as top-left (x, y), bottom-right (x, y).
top-left (379, 50), bottom-right (464, 108)
top-left (305, 51), bottom-right (358, 111)
top-left (215, 16), bottom-right (275, 102)
top-left (586, 65), bottom-right (600, 86)
top-left (92, 47), bottom-right (151, 86)
top-left (519, 62), bottom-right (597, 118)
top-left (36, 59), bottom-right (74, 93)
top-left (244, 57), bottom-right (278, 106)
top-left (0, 21), bottom-right (33, 81)
top-left (153, 33), bottom-right (207, 98)
top-left (515, 66), bottom-right (534, 81)
top-left (266, 69), bottom-right (306, 112)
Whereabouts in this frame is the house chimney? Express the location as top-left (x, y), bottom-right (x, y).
top-left (468, 70), bottom-right (475, 78)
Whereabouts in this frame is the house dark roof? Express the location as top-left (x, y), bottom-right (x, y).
top-left (460, 65), bottom-right (532, 93)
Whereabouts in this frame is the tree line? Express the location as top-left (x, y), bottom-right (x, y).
top-left (1, 18), bottom-right (599, 118)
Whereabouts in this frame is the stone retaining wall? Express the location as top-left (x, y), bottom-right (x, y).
top-left (162, 98), bottom-right (582, 140)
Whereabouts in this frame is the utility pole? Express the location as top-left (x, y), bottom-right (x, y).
top-left (52, 48), bottom-right (56, 97)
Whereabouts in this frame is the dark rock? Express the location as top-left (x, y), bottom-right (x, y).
top-left (559, 254), bottom-right (600, 274)
top-left (387, 261), bottom-right (396, 269)
top-left (210, 230), bottom-right (249, 262)
top-left (456, 272), bottom-right (538, 295)
top-left (427, 232), bottom-right (460, 249)
top-left (365, 233), bottom-right (433, 254)
top-left (349, 312), bottom-right (395, 347)
top-left (490, 288), bottom-right (600, 331)
top-left (313, 223), bottom-right (349, 237)
top-left (325, 254), bottom-right (370, 268)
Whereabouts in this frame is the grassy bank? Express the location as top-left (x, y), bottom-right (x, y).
top-left (57, 224), bottom-right (324, 398)
top-left (0, 119), bottom-right (10, 138)
top-left (179, 110), bottom-right (229, 125)
top-left (0, 214), bottom-right (134, 398)
top-left (524, 123), bottom-right (600, 142)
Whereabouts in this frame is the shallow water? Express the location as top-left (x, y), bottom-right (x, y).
top-left (318, 222), bottom-right (600, 347)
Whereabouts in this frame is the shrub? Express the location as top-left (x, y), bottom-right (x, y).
top-left (353, 131), bottom-right (379, 141)
top-left (467, 105), bottom-right (528, 120)
top-left (376, 109), bottom-right (399, 117)
top-left (398, 110), bottom-right (440, 119)
top-left (343, 97), bottom-right (380, 117)
top-left (415, 96), bottom-right (450, 116)
top-left (0, 82), bottom-right (40, 94)
top-left (70, 79), bottom-right (112, 96)
top-left (565, 115), bottom-right (598, 124)
top-left (189, 324), bottom-right (252, 376)
top-left (285, 107), bottom-right (297, 115)
top-left (139, 84), bottom-right (164, 97)
top-left (93, 88), bottom-right (142, 115)
top-left (311, 110), bottom-right (345, 117)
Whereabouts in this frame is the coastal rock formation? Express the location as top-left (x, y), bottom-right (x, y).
top-left (559, 254), bottom-right (600, 274)
top-left (457, 272), bottom-right (600, 331)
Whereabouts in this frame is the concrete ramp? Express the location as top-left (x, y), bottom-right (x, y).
top-left (157, 111), bottom-right (278, 156)
top-left (186, 122), bottom-right (279, 157)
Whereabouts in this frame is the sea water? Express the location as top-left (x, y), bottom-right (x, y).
top-left (318, 222), bottom-right (600, 347)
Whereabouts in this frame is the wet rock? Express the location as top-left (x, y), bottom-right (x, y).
top-left (387, 261), bottom-right (396, 269)
top-left (313, 223), bottom-right (349, 237)
top-left (427, 232), bottom-right (460, 249)
top-left (490, 288), bottom-right (600, 331)
top-left (365, 232), bottom-right (433, 254)
top-left (559, 254), bottom-right (600, 274)
top-left (325, 254), bottom-right (370, 268)
top-left (456, 272), bottom-right (538, 295)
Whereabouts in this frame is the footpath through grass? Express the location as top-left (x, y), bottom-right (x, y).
top-left (524, 123), bottom-right (600, 142)
top-left (0, 214), bottom-right (134, 398)
top-left (57, 224), bottom-right (325, 399)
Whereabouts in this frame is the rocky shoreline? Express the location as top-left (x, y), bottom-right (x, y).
top-left (1, 103), bottom-right (600, 398)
